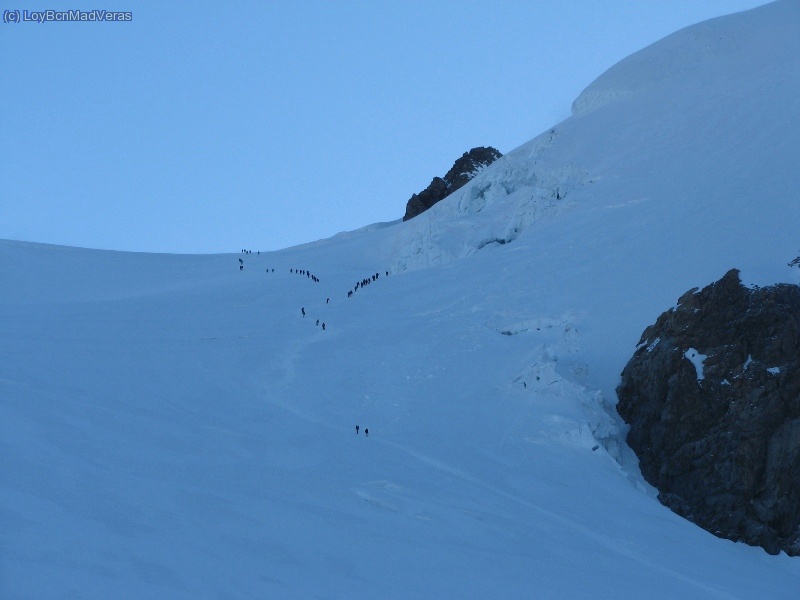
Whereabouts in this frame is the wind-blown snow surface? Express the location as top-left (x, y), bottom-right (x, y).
top-left (3, 2), bottom-right (800, 597)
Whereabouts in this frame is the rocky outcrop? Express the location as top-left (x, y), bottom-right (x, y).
top-left (403, 147), bottom-right (502, 221)
top-left (617, 269), bottom-right (800, 555)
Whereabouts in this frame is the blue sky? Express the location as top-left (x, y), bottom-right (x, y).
top-left (1, 0), bottom-right (768, 253)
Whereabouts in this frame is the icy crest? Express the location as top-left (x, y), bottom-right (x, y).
top-left (573, 1), bottom-right (800, 117)
top-left (388, 129), bottom-right (590, 272)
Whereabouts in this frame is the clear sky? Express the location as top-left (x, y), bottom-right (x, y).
top-left (1, 0), bottom-right (768, 254)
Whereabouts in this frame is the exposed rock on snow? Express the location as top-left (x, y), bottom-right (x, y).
top-left (617, 269), bottom-right (800, 556)
top-left (402, 147), bottom-right (502, 221)
top-left (389, 130), bottom-right (590, 272)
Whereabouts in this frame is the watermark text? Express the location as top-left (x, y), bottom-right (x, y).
top-left (3, 9), bottom-right (132, 24)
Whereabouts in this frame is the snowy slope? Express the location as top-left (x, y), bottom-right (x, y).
top-left (3, 1), bottom-right (800, 598)
top-left (386, 0), bottom-right (800, 399)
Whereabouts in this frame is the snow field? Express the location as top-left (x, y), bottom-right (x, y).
top-left (4, 1), bottom-right (800, 596)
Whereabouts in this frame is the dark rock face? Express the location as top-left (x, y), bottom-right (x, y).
top-left (617, 269), bottom-right (800, 555)
top-left (402, 147), bottom-right (502, 221)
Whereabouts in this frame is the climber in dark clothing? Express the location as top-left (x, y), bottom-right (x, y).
top-left (301, 307), bottom-right (305, 317)
top-left (364, 428), bottom-right (369, 437)
top-left (355, 425), bottom-right (359, 434)
top-left (322, 323), bottom-right (326, 330)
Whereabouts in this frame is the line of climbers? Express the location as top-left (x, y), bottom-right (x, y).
top-left (290, 268), bottom-right (320, 283)
top-left (347, 271), bottom-right (389, 298)
top-left (300, 267), bottom-right (390, 327)
top-left (242, 262), bottom-right (393, 331)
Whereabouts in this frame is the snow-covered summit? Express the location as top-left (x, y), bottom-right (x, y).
top-left (572, 0), bottom-right (800, 116)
